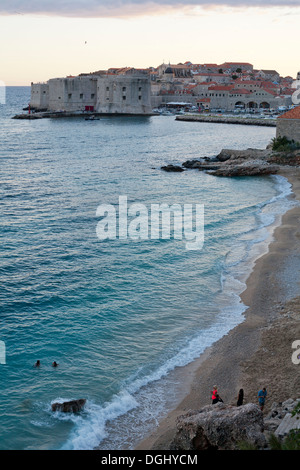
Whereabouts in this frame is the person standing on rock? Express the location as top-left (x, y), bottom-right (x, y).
top-left (211, 386), bottom-right (218, 404)
top-left (258, 387), bottom-right (267, 411)
top-left (211, 386), bottom-right (223, 404)
top-left (237, 389), bottom-right (244, 406)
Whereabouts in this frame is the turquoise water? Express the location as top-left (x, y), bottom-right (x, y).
top-left (0, 87), bottom-right (295, 450)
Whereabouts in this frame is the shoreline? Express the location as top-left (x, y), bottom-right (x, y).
top-left (136, 167), bottom-right (300, 450)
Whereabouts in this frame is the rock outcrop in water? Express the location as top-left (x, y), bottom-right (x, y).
top-left (51, 399), bottom-right (86, 413)
top-left (161, 164), bottom-right (185, 172)
top-left (161, 147), bottom-right (300, 177)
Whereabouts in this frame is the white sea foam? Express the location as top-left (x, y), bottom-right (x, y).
top-left (61, 307), bottom-right (246, 450)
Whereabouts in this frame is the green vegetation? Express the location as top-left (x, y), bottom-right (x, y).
top-left (291, 401), bottom-right (300, 418)
top-left (237, 441), bottom-right (258, 450)
top-left (238, 430), bottom-right (300, 451)
top-left (268, 401), bottom-right (300, 450)
top-left (238, 402), bottom-right (300, 450)
top-left (268, 430), bottom-right (300, 450)
top-left (271, 136), bottom-right (300, 152)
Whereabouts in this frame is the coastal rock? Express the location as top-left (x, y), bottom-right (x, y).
top-left (208, 165), bottom-right (278, 177)
top-left (216, 148), bottom-right (272, 162)
top-left (215, 150), bottom-right (232, 162)
top-left (264, 399), bottom-right (300, 436)
top-left (182, 159), bottom-right (222, 171)
top-left (170, 403), bottom-right (267, 451)
top-left (182, 159), bottom-right (203, 168)
top-left (161, 164), bottom-right (184, 172)
top-left (274, 412), bottom-right (300, 438)
top-left (268, 150), bottom-right (300, 166)
top-left (163, 147), bottom-right (300, 178)
top-left (51, 399), bottom-right (86, 413)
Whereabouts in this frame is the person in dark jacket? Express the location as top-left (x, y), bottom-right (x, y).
top-left (237, 388), bottom-right (244, 406)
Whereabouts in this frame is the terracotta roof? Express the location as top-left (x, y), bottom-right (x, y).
top-left (197, 81), bottom-right (218, 86)
top-left (208, 85), bottom-right (235, 91)
top-left (278, 106), bottom-right (300, 119)
top-left (261, 88), bottom-right (278, 96)
top-left (281, 89), bottom-right (295, 95)
top-left (235, 79), bottom-right (260, 85)
top-left (195, 72), bottom-right (228, 77)
top-left (230, 88), bottom-right (251, 94)
top-left (168, 64), bottom-right (191, 69)
top-left (260, 80), bottom-right (278, 88)
top-left (220, 62), bottom-right (253, 67)
top-left (259, 69), bottom-right (279, 75)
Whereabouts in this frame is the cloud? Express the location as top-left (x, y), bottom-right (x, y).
top-left (1, 0), bottom-right (300, 18)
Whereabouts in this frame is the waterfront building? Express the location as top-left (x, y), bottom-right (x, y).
top-left (30, 74), bottom-right (152, 115)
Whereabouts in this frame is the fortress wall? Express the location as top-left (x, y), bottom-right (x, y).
top-left (30, 83), bottom-right (49, 109)
top-left (96, 76), bottom-right (152, 114)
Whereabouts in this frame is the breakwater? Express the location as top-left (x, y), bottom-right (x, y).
top-left (175, 114), bottom-right (277, 127)
top-left (12, 111), bottom-right (154, 119)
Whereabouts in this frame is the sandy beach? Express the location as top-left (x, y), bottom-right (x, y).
top-left (136, 168), bottom-right (300, 450)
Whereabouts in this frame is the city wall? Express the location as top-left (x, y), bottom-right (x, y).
top-left (276, 119), bottom-right (300, 143)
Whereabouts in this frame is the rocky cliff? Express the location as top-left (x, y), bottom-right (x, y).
top-left (169, 399), bottom-right (300, 451)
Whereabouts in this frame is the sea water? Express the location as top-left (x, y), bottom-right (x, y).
top-left (0, 87), bottom-right (296, 450)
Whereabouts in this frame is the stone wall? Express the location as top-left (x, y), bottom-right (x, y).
top-left (30, 83), bottom-right (49, 110)
top-left (47, 76), bottom-right (97, 112)
top-left (276, 118), bottom-right (300, 143)
top-left (96, 75), bottom-right (152, 114)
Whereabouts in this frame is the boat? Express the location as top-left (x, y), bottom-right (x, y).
top-left (85, 115), bottom-right (100, 121)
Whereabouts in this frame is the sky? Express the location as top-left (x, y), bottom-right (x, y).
top-left (0, 0), bottom-right (300, 85)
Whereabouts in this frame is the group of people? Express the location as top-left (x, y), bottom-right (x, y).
top-left (34, 360), bottom-right (59, 368)
top-left (211, 386), bottom-right (267, 410)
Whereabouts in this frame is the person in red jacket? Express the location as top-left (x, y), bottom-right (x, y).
top-left (211, 385), bottom-right (223, 404)
top-left (211, 386), bottom-right (218, 404)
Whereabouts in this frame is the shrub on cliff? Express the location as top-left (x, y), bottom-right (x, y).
top-left (268, 430), bottom-right (300, 450)
top-left (271, 136), bottom-right (300, 152)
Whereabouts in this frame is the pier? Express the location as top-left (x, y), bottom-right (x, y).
top-left (175, 113), bottom-right (277, 127)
